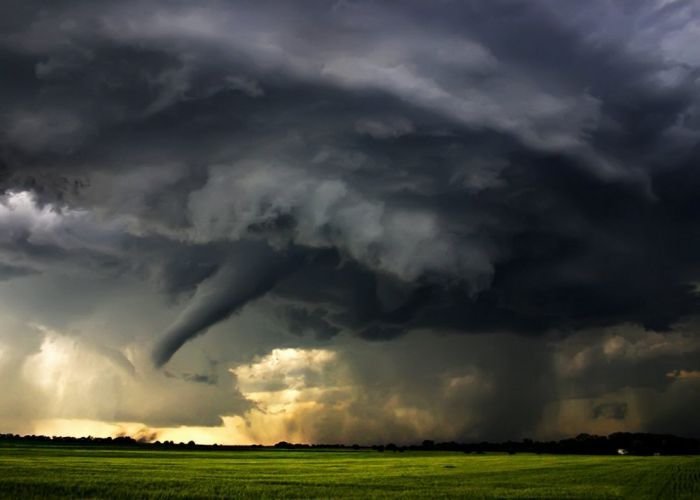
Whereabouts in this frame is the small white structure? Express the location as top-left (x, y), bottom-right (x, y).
top-left (617, 448), bottom-right (629, 455)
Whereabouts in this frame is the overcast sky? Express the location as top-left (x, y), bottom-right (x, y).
top-left (1, 0), bottom-right (700, 444)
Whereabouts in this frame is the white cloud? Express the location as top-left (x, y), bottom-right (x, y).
top-left (187, 164), bottom-right (492, 286)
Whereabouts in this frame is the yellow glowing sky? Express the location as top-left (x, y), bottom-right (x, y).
top-left (19, 340), bottom-right (349, 445)
top-left (3, 318), bottom-right (697, 445)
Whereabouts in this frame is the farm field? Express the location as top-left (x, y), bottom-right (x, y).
top-left (0, 444), bottom-right (698, 499)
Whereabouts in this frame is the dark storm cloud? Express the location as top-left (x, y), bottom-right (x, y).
top-left (0, 263), bottom-right (35, 281)
top-left (592, 402), bottom-right (628, 421)
top-left (151, 242), bottom-right (305, 367)
top-left (1, 0), bottom-right (700, 372)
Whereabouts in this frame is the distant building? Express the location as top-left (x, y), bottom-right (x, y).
top-left (617, 448), bottom-right (629, 455)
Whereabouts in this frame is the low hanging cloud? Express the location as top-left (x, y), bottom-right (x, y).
top-left (0, 323), bottom-right (249, 430)
top-left (0, 0), bottom-right (699, 442)
top-left (152, 242), bottom-right (302, 367)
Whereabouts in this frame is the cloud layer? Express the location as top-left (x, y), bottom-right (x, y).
top-left (0, 0), bottom-right (700, 442)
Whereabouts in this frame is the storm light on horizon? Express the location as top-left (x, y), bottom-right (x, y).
top-left (1, 0), bottom-right (700, 445)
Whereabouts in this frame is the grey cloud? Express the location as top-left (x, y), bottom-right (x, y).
top-left (0, 0), bottom-right (697, 343)
top-left (0, 263), bottom-right (35, 281)
top-left (0, 0), bottom-right (699, 440)
top-left (355, 118), bottom-right (414, 139)
top-left (592, 402), bottom-right (628, 421)
top-left (152, 242), bottom-right (303, 367)
top-left (4, 109), bottom-right (87, 154)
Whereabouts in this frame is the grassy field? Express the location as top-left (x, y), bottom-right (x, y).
top-left (0, 444), bottom-right (699, 499)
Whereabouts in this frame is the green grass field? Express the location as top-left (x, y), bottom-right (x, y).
top-left (0, 445), bottom-right (698, 499)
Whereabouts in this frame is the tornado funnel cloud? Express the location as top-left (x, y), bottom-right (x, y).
top-left (152, 245), bottom-right (296, 367)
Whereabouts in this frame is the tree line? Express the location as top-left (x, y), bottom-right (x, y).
top-left (1, 432), bottom-right (698, 455)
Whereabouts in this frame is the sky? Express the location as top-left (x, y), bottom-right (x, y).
top-left (1, 0), bottom-right (700, 445)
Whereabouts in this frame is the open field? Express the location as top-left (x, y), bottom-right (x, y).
top-left (0, 445), bottom-right (699, 499)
